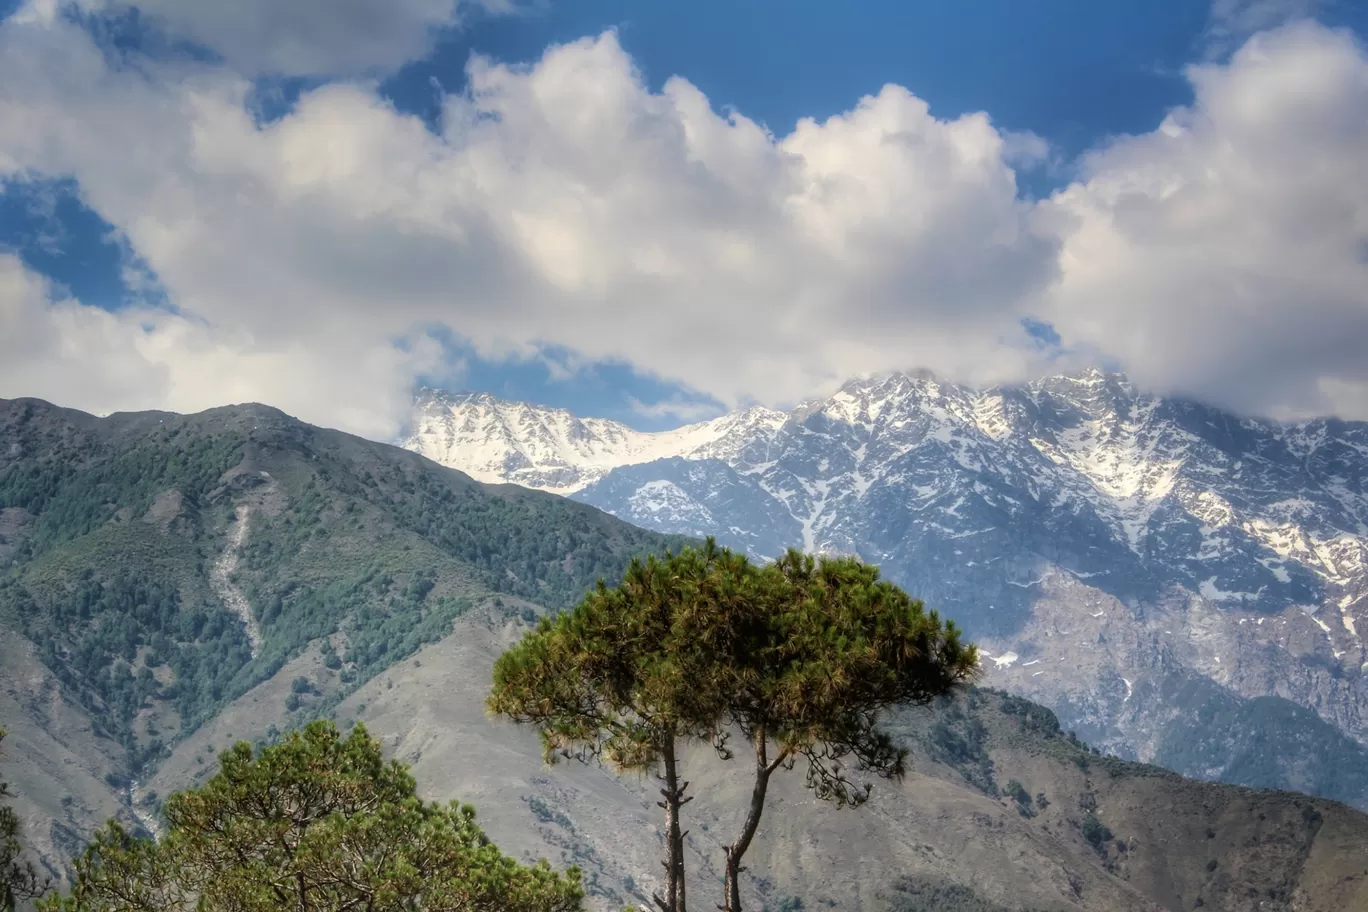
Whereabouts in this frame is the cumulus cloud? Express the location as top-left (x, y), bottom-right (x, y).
top-left (0, 255), bottom-right (439, 438)
top-left (0, 12), bottom-right (1057, 433)
top-left (1042, 22), bottom-right (1368, 418)
top-left (0, 6), bottom-right (1366, 434)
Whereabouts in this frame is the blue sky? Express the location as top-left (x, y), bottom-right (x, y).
top-left (2, 0), bottom-right (1367, 434)
top-left (392, 1), bottom-right (1203, 168)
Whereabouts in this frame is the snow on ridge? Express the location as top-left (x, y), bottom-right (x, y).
top-left (1199, 576), bottom-right (1264, 603)
top-left (404, 374), bottom-right (1368, 609)
top-left (405, 389), bottom-right (785, 493)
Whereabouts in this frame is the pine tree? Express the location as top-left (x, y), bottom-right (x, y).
top-left (488, 542), bottom-right (749, 912)
top-left (488, 540), bottom-right (979, 912)
top-left (1, 727), bottom-right (48, 912)
top-left (708, 550), bottom-right (979, 911)
top-left (40, 721), bottom-right (583, 912)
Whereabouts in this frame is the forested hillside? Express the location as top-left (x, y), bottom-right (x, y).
top-left (0, 396), bottom-right (689, 876)
top-left (5, 396), bottom-right (1368, 912)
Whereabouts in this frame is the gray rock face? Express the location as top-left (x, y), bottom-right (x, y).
top-left (404, 369), bottom-right (1368, 799)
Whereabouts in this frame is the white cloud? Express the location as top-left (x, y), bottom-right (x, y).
top-left (625, 394), bottom-right (725, 425)
top-left (0, 255), bottom-right (440, 438)
top-left (0, 16), bottom-right (1058, 433)
top-left (1205, 0), bottom-right (1327, 55)
top-left (0, 10), bottom-right (1366, 434)
top-left (1042, 22), bottom-right (1368, 419)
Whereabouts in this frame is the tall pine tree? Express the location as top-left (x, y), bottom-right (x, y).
top-left (41, 721), bottom-right (583, 912)
top-left (488, 542), bottom-right (749, 912)
top-left (489, 540), bottom-right (978, 912)
top-left (1, 727), bottom-right (48, 912)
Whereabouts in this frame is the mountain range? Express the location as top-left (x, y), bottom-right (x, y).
top-left (404, 370), bottom-right (1368, 807)
top-left (5, 392), bottom-right (1368, 911)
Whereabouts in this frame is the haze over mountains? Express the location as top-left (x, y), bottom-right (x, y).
top-left (405, 369), bottom-right (1368, 805)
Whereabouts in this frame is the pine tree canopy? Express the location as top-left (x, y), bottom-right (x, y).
top-left (39, 721), bottom-right (583, 912)
top-left (487, 539), bottom-right (979, 912)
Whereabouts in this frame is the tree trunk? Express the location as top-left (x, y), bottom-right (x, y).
top-left (653, 734), bottom-right (690, 912)
top-left (722, 733), bottom-right (778, 912)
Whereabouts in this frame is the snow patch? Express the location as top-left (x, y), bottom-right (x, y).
top-left (1199, 577), bottom-right (1264, 603)
top-left (990, 651), bottom-right (1020, 669)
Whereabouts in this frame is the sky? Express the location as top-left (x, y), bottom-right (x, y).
top-left (0, 0), bottom-right (1366, 435)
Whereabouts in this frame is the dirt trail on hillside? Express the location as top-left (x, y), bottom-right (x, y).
top-left (212, 504), bottom-right (262, 657)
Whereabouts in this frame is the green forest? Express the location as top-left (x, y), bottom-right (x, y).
top-left (0, 405), bottom-right (686, 776)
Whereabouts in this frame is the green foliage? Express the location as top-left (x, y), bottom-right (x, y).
top-left (237, 553), bottom-right (476, 698)
top-left (880, 875), bottom-right (1046, 912)
top-left (717, 549), bottom-right (979, 806)
top-left (40, 721), bottom-right (583, 912)
top-left (380, 470), bottom-right (690, 610)
top-left (489, 540), bottom-right (980, 912)
top-left (921, 694), bottom-right (997, 796)
top-left (7, 573), bottom-right (253, 767)
top-left (997, 693), bottom-right (1064, 738)
top-left (1, 403), bottom-right (686, 776)
top-left (0, 433), bottom-right (242, 566)
top-left (1081, 813), bottom-right (1113, 851)
top-left (489, 543), bottom-right (743, 912)
top-left (2, 727), bottom-right (49, 912)
top-left (1004, 779), bottom-right (1035, 817)
top-left (488, 543), bottom-right (740, 771)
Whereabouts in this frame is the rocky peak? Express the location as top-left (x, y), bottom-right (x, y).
top-left (402, 368), bottom-right (1368, 791)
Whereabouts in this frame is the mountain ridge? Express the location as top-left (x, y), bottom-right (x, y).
top-left (404, 370), bottom-right (1368, 805)
top-left (403, 387), bottom-right (788, 494)
top-left (6, 394), bottom-right (1368, 911)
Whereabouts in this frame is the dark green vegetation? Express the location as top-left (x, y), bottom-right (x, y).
top-left (7, 396), bottom-right (1368, 912)
top-left (7, 574), bottom-right (253, 770)
top-left (42, 721), bottom-right (583, 912)
top-left (879, 875), bottom-right (1048, 912)
top-left (0, 397), bottom-right (688, 780)
top-left (1, 728), bottom-right (46, 912)
top-left (488, 541), bottom-right (979, 912)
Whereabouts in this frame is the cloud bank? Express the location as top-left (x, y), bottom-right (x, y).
top-left (1, 2), bottom-right (1366, 436)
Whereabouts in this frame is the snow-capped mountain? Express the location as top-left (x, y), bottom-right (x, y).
top-left (405, 370), bottom-right (1368, 794)
top-left (404, 389), bottom-right (785, 494)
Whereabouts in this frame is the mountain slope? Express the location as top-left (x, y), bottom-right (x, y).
top-left (5, 394), bottom-right (1368, 912)
top-left (130, 598), bottom-right (1368, 912)
top-left (404, 371), bottom-right (1368, 806)
top-left (0, 395), bottom-right (690, 873)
